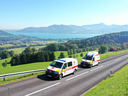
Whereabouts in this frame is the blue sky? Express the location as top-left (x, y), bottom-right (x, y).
top-left (0, 0), bottom-right (128, 29)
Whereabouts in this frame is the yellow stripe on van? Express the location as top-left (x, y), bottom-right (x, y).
top-left (56, 69), bottom-right (61, 71)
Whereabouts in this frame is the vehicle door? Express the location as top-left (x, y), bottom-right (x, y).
top-left (66, 61), bottom-right (73, 74)
top-left (92, 57), bottom-right (97, 66)
top-left (62, 63), bottom-right (68, 76)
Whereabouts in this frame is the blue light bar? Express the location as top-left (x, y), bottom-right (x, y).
top-left (56, 59), bottom-right (66, 62)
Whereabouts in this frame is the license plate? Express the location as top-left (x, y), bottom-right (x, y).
top-left (48, 75), bottom-right (52, 77)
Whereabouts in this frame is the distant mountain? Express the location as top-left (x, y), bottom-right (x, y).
top-left (16, 23), bottom-right (128, 34)
top-left (0, 30), bottom-right (42, 41)
top-left (0, 30), bottom-right (13, 35)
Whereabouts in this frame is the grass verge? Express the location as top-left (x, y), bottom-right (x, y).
top-left (84, 64), bottom-right (128, 96)
top-left (0, 72), bottom-right (45, 86)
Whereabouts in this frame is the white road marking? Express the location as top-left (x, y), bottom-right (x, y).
top-left (66, 71), bottom-right (89, 81)
top-left (90, 66), bottom-right (103, 72)
top-left (115, 58), bottom-right (121, 61)
top-left (25, 82), bottom-right (61, 96)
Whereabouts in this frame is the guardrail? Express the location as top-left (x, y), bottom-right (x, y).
top-left (0, 69), bottom-right (45, 81)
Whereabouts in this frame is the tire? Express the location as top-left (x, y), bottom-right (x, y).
top-left (45, 74), bottom-right (48, 78)
top-left (72, 69), bottom-right (77, 75)
top-left (81, 64), bottom-right (83, 68)
top-left (90, 64), bottom-right (92, 68)
top-left (96, 62), bottom-right (99, 66)
top-left (58, 74), bottom-right (63, 80)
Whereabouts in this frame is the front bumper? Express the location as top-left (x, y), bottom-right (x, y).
top-left (46, 71), bottom-right (59, 78)
top-left (81, 62), bottom-right (92, 67)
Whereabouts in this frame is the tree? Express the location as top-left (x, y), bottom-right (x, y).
top-left (23, 46), bottom-right (32, 53)
top-left (2, 62), bottom-right (7, 67)
top-left (99, 45), bottom-right (108, 54)
top-left (15, 55), bottom-right (21, 65)
top-left (58, 52), bottom-right (65, 58)
top-left (44, 43), bottom-right (59, 51)
top-left (69, 55), bottom-right (72, 58)
top-left (36, 52), bottom-right (45, 62)
top-left (9, 50), bottom-right (14, 57)
top-left (58, 44), bottom-right (67, 51)
top-left (26, 53), bottom-right (32, 63)
top-left (20, 53), bottom-right (27, 64)
top-left (121, 43), bottom-right (126, 50)
top-left (70, 49), bottom-right (73, 54)
top-left (32, 47), bottom-right (36, 53)
top-left (44, 52), bottom-right (49, 61)
top-left (10, 56), bottom-right (16, 66)
top-left (73, 49), bottom-right (76, 54)
top-left (50, 52), bottom-right (55, 61)
top-left (80, 53), bottom-right (83, 57)
top-left (68, 50), bottom-right (71, 55)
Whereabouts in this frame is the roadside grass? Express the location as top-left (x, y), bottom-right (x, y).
top-left (100, 49), bottom-right (128, 59)
top-left (0, 72), bottom-right (45, 85)
top-left (0, 61), bottom-right (51, 75)
top-left (84, 64), bottom-right (128, 96)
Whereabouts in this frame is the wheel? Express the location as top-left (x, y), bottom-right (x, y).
top-left (90, 64), bottom-right (92, 68)
top-left (81, 64), bottom-right (83, 68)
top-left (58, 74), bottom-right (63, 80)
top-left (72, 69), bottom-right (77, 75)
top-left (96, 62), bottom-right (99, 66)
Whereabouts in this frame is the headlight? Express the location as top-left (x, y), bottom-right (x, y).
top-left (54, 71), bottom-right (59, 74)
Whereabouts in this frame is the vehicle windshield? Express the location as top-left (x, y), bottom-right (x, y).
top-left (50, 61), bottom-right (63, 68)
top-left (83, 56), bottom-right (92, 60)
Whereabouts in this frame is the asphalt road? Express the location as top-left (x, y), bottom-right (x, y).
top-left (0, 52), bottom-right (128, 96)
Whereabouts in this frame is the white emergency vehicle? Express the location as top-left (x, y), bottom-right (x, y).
top-left (81, 51), bottom-right (100, 68)
top-left (46, 58), bottom-right (78, 80)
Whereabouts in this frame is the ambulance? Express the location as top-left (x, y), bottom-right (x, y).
top-left (81, 51), bottom-right (100, 68)
top-left (46, 58), bottom-right (78, 80)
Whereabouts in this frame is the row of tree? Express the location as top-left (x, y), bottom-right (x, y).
top-left (10, 51), bottom-right (55, 66)
top-left (0, 50), bottom-right (14, 59)
top-left (39, 43), bottom-right (97, 52)
top-left (0, 45), bottom-right (27, 50)
top-left (67, 47), bottom-right (96, 55)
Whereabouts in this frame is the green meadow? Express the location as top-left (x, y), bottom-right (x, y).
top-left (84, 64), bottom-right (128, 96)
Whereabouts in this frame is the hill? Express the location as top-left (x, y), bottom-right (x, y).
top-left (0, 30), bottom-right (42, 41)
top-left (41, 31), bottom-right (128, 52)
top-left (65, 31), bottom-right (128, 47)
top-left (16, 23), bottom-right (128, 34)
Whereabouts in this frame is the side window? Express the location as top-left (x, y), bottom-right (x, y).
top-left (63, 63), bottom-right (67, 69)
top-left (93, 57), bottom-right (95, 61)
top-left (68, 62), bottom-right (72, 67)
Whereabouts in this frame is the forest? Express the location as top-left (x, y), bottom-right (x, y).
top-left (40, 31), bottom-right (128, 51)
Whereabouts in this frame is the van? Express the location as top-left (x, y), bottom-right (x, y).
top-left (81, 51), bottom-right (100, 68)
top-left (46, 58), bottom-right (78, 80)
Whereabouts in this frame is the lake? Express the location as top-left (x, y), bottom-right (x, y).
top-left (8, 32), bottom-right (102, 39)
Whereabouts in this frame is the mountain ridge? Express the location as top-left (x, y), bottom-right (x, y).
top-left (10, 23), bottom-right (128, 34)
